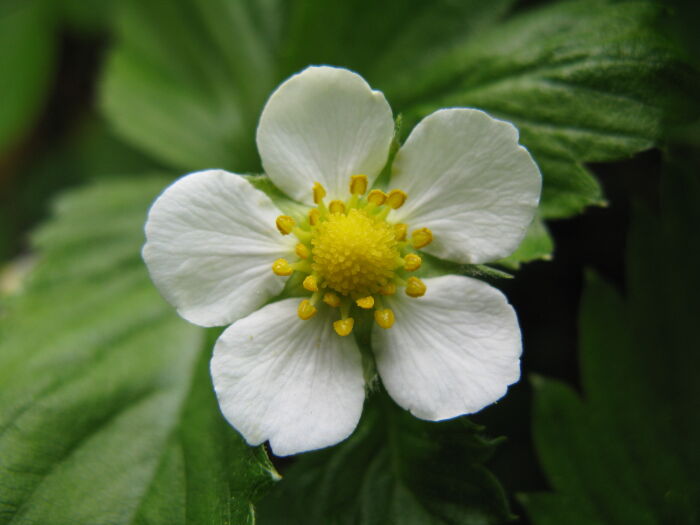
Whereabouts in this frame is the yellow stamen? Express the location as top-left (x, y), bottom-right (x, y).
top-left (329, 200), bottom-right (346, 214)
top-left (272, 258), bottom-right (293, 276)
top-left (356, 296), bottom-right (375, 309)
top-left (297, 299), bottom-right (317, 320)
top-left (404, 253), bottom-right (422, 271)
top-left (411, 227), bottom-right (433, 249)
top-left (281, 181), bottom-right (427, 333)
top-left (291, 260), bottom-right (312, 273)
top-left (405, 276), bottom-right (427, 298)
top-left (367, 189), bottom-right (387, 206)
top-left (275, 215), bottom-right (295, 235)
top-left (308, 208), bottom-right (321, 226)
top-left (374, 308), bottom-right (395, 329)
top-left (313, 182), bottom-right (326, 204)
top-left (323, 292), bottom-right (341, 308)
top-left (293, 227), bottom-right (312, 242)
top-left (386, 189), bottom-right (407, 209)
top-left (393, 223), bottom-right (407, 242)
top-left (303, 275), bottom-right (319, 292)
top-left (350, 174), bottom-right (368, 195)
top-left (378, 282), bottom-right (396, 295)
top-left (333, 317), bottom-right (354, 336)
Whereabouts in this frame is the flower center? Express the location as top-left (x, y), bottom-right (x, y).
top-left (311, 208), bottom-right (398, 297)
top-left (271, 175), bottom-right (433, 336)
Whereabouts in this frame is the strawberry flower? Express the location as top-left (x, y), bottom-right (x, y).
top-left (143, 66), bottom-right (541, 456)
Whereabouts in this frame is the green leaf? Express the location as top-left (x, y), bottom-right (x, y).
top-left (281, 0), bottom-right (515, 79)
top-left (258, 394), bottom-right (512, 525)
top-left (0, 177), bottom-right (278, 524)
top-left (0, 116), bottom-right (163, 262)
top-left (58, 0), bottom-right (117, 33)
top-left (100, 0), bottom-right (281, 173)
top-left (0, 0), bottom-right (56, 156)
top-left (386, 0), bottom-right (700, 219)
top-left (520, 163), bottom-right (700, 524)
top-left (497, 216), bottom-right (553, 269)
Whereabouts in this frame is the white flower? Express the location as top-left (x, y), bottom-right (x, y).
top-left (143, 66), bottom-right (541, 456)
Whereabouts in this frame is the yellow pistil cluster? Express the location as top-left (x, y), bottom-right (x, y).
top-left (271, 175), bottom-right (433, 337)
top-left (312, 209), bottom-right (397, 296)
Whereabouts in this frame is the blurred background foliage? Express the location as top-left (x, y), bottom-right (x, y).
top-left (0, 0), bottom-right (698, 523)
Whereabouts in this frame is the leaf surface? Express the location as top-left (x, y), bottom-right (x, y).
top-left (258, 395), bottom-right (512, 525)
top-left (0, 0), bottom-right (55, 156)
top-left (521, 163), bottom-right (700, 524)
top-left (0, 177), bottom-right (278, 525)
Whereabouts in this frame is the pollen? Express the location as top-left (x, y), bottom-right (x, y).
top-left (386, 189), bottom-right (407, 209)
top-left (323, 292), bottom-right (341, 307)
top-left (329, 200), bottom-right (346, 214)
top-left (405, 276), bottom-right (427, 298)
top-left (308, 208), bottom-right (320, 226)
top-left (393, 223), bottom-right (407, 241)
top-left (411, 227), bottom-right (433, 249)
top-left (333, 317), bottom-right (354, 336)
top-left (272, 258), bottom-right (293, 276)
top-left (403, 253), bottom-right (422, 271)
top-left (378, 282), bottom-right (396, 295)
top-left (311, 209), bottom-right (399, 297)
top-left (356, 296), bottom-right (375, 309)
top-left (276, 215), bottom-right (295, 235)
top-left (374, 308), bottom-right (395, 329)
top-left (297, 299), bottom-right (317, 320)
top-left (350, 174), bottom-right (368, 195)
top-left (312, 182), bottom-right (326, 204)
top-left (367, 189), bottom-right (387, 206)
top-left (303, 275), bottom-right (319, 292)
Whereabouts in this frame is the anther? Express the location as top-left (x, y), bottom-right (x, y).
top-left (374, 309), bottom-right (395, 329)
top-left (329, 200), bottom-right (346, 214)
top-left (393, 223), bottom-right (407, 241)
top-left (275, 215), bottom-right (295, 235)
top-left (308, 208), bottom-right (320, 226)
top-left (405, 276), bottom-right (427, 298)
top-left (404, 253), bottom-right (422, 271)
top-left (313, 182), bottom-right (326, 204)
top-left (295, 243), bottom-right (310, 259)
top-left (303, 275), bottom-right (319, 292)
top-left (356, 296), bottom-right (375, 309)
top-left (386, 189), bottom-right (407, 209)
top-left (411, 227), bottom-right (433, 249)
top-left (323, 292), bottom-right (341, 308)
top-left (378, 282), bottom-right (396, 295)
top-left (272, 258), bottom-right (293, 276)
top-left (333, 317), bottom-right (354, 336)
top-left (297, 299), bottom-right (318, 320)
top-left (367, 189), bottom-right (387, 206)
top-left (350, 174), bottom-right (368, 195)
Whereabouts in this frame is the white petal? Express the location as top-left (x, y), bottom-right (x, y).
top-left (143, 169), bottom-right (295, 327)
top-left (373, 275), bottom-right (521, 421)
top-left (211, 299), bottom-right (365, 456)
top-left (257, 66), bottom-right (394, 204)
top-left (390, 108), bottom-right (541, 264)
